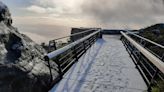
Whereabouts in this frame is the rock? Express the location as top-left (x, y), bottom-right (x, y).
top-left (0, 1), bottom-right (58, 92)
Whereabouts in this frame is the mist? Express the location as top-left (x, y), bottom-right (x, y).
top-left (81, 0), bottom-right (164, 29)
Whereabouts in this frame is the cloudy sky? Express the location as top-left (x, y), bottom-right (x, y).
top-left (2, 0), bottom-right (164, 43)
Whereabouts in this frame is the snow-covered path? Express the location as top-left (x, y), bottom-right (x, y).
top-left (50, 35), bottom-right (147, 92)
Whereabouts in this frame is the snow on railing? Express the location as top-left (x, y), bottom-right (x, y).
top-left (50, 28), bottom-right (99, 41)
top-left (128, 32), bottom-right (164, 49)
top-left (121, 31), bottom-right (164, 73)
top-left (46, 30), bottom-right (101, 60)
top-left (44, 29), bottom-right (102, 86)
top-left (121, 31), bottom-right (164, 91)
top-left (48, 28), bottom-right (100, 52)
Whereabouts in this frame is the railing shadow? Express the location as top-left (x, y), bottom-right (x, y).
top-left (51, 39), bottom-right (105, 92)
top-left (73, 39), bottom-right (104, 92)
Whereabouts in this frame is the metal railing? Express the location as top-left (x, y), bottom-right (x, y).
top-left (44, 29), bottom-right (102, 88)
top-left (121, 31), bottom-right (164, 91)
top-left (128, 32), bottom-right (164, 60)
top-left (48, 29), bottom-right (99, 52)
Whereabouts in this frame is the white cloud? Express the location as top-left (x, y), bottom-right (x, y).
top-left (26, 0), bottom-right (83, 16)
top-left (26, 5), bottom-right (46, 13)
top-left (23, 0), bottom-right (164, 29)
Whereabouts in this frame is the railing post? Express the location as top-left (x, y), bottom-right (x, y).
top-left (148, 68), bottom-right (159, 92)
top-left (48, 41), bottom-right (51, 53)
top-left (99, 31), bottom-right (102, 38)
top-left (89, 37), bottom-right (92, 47)
top-left (140, 39), bottom-right (143, 45)
top-left (162, 53), bottom-right (164, 61)
top-left (48, 40), bottom-right (57, 52)
top-left (93, 34), bottom-right (96, 42)
top-left (130, 45), bottom-right (135, 56)
top-left (53, 40), bottom-right (57, 50)
top-left (136, 51), bottom-right (142, 66)
top-left (44, 56), bottom-right (53, 84)
top-left (123, 38), bottom-right (128, 48)
top-left (55, 58), bottom-right (63, 80)
top-left (139, 39), bottom-right (147, 48)
top-left (81, 32), bottom-right (85, 39)
top-left (73, 46), bottom-right (78, 62)
top-left (83, 41), bottom-right (86, 52)
top-left (120, 35), bottom-right (123, 40)
top-left (142, 41), bottom-right (147, 48)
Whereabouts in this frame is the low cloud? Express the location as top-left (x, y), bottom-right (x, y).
top-left (26, 5), bottom-right (47, 13)
top-left (81, 0), bottom-right (164, 28)
top-left (25, 0), bottom-right (164, 29)
top-left (10, 0), bottom-right (164, 43)
top-left (22, 31), bottom-right (48, 44)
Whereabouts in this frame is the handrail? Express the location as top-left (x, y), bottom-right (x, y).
top-left (44, 29), bottom-right (101, 86)
top-left (127, 32), bottom-right (164, 49)
top-left (50, 28), bottom-right (99, 41)
top-left (121, 31), bottom-right (164, 73)
top-left (45, 30), bottom-right (101, 60)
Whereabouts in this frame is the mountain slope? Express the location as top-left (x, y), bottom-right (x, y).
top-left (139, 23), bottom-right (164, 45)
top-left (138, 23), bottom-right (164, 57)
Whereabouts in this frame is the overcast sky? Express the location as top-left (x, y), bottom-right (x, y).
top-left (2, 0), bottom-right (164, 43)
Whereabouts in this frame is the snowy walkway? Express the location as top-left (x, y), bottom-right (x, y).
top-left (50, 35), bottom-right (147, 92)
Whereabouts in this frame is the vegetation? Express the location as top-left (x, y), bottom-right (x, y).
top-left (138, 23), bottom-right (164, 57)
top-left (152, 81), bottom-right (164, 92)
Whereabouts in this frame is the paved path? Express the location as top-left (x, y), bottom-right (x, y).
top-left (50, 35), bottom-right (147, 92)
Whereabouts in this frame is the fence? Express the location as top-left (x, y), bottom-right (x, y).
top-left (121, 31), bottom-right (164, 91)
top-left (44, 29), bottom-right (102, 88)
top-left (48, 29), bottom-right (100, 52)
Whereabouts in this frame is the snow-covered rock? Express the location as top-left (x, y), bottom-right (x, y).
top-left (0, 1), bottom-right (58, 92)
top-left (0, 1), bottom-right (7, 12)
